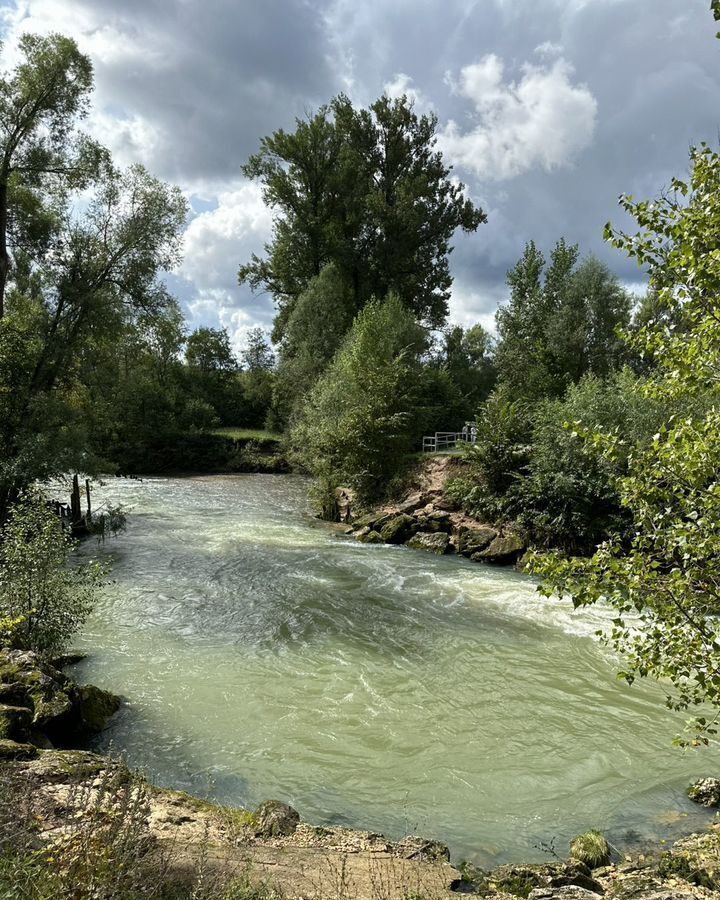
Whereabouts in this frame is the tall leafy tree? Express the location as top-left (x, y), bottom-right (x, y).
top-left (239, 93), bottom-right (485, 340)
top-left (0, 33), bottom-right (106, 318)
top-left (496, 240), bottom-right (631, 399)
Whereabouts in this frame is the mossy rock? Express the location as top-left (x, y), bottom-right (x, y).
top-left (77, 684), bottom-right (122, 734)
top-left (477, 532), bottom-right (526, 564)
top-left (380, 514), bottom-right (416, 544)
top-left (406, 532), bottom-right (450, 554)
top-left (0, 738), bottom-right (37, 760)
top-left (569, 830), bottom-right (611, 869)
top-left (358, 530), bottom-right (384, 544)
top-left (0, 703), bottom-right (33, 740)
top-left (457, 525), bottom-right (497, 556)
top-left (253, 799), bottom-right (300, 837)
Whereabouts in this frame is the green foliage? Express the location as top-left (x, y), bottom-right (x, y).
top-left (439, 323), bottom-right (496, 415)
top-left (0, 489), bottom-right (104, 653)
top-left (240, 93), bottom-right (485, 337)
top-left (533, 142), bottom-right (720, 746)
top-left (495, 240), bottom-right (631, 400)
top-left (569, 831), bottom-right (611, 868)
top-left (290, 294), bottom-right (424, 503)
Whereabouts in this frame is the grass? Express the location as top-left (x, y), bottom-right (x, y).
top-left (212, 428), bottom-right (282, 443)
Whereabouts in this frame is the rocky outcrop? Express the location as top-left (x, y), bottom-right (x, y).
top-left (0, 648), bottom-right (120, 752)
top-left (349, 491), bottom-right (526, 567)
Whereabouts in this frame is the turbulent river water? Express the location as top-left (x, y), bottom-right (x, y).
top-left (68, 474), bottom-right (712, 866)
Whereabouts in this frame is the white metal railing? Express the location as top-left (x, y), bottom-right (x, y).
top-left (422, 424), bottom-right (478, 453)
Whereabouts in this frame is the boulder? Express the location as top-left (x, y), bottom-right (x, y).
top-left (0, 738), bottom-right (37, 760)
top-left (253, 799), bottom-right (300, 837)
top-left (687, 777), bottom-right (720, 807)
top-left (476, 532), bottom-right (526, 564)
top-left (380, 514), bottom-right (416, 544)
top-left (397, 493), bottom-right (430, 515)
top-left (77, 684), bottom-right (122, 734)
top-left (456, 525), bottom-right (497, 556)
top-left (407, 532), bottom-right (450, 555)
top-left (358, 530), bottom-right (384, 544)
top-left (0, 703), bottom-right (33, 740)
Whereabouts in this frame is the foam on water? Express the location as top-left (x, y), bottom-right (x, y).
top-left (65, 474), bottom-right (714, 865)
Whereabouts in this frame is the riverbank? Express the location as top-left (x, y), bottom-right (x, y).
top-left (340, 456), bottom-right (528, 566)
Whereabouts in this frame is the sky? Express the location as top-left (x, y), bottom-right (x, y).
top-left (1, 0), bottom-right (719, 352)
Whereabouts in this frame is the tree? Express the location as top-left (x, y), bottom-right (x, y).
top-left (241, 327), bottom-right (275, 372)
top-left (0, 33), bottom-right (106, 318)
top-left (440, 322), bottom-right (496, 415)
top-left (239, 93), bottom-right (485, 339)
top-left (531, 143), bottom-right (720, 745)
top-left (495, 240), bottom-right (631, 399)
top-left (186, 326), bottom-right (237, 374)
top-left (0, 489), bottom-right (104, 653)
top-left (0, 162), bottom-right (188, 517)
top-left (290, 293), bottom-right (426, 503)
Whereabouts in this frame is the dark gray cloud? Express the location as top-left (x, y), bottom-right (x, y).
top-left (1, 0), bottom-right (719, 348)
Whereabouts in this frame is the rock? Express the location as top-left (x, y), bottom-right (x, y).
top-left (529, 888), bottom-right (602, 900)
top-left (0, 738), bottom-right (37, 760)
top-left (569, 831), bottom-right (612, 869)
top-left (0, 649), bottom-right (119, 745)
top-left (0, 703), bottom-right (33, 740)
top-left (358, 530), bottom-right (384, 544)
top-left (407, 532), bottom-right (450, 554)
top-left (433, 495), bottom-right (460, 512)
top-left (49, 652), bottom-right (87, 668)
top-left (426, 510), bottom-right (453, 532)
top-left (253, 800), bottom-right (300, 837)
top-left (76, 684), bottom-right (122, 734)
top-left (687, 777), bottom-right (720, 807)
top-left (380, 514), bottom-right (416, 544)
top-left (396, 836), bottom-right (450, 861)
top-left (484, 862), bottom-right (604, 898)
top-left (397, 493), bottom-right (430, 514)
top-left (456, 525), bottom-right (497, 556)
top-left (477, 532), bottom-right (526, 564)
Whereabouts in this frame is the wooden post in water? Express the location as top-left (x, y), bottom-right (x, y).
top-left (70, 475), bottom-right (82, 528)
top-left (85, 479), bottom-right (92, 523)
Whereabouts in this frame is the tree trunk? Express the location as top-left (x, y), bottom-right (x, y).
top-left (0, 179), bottom-right (8, 320)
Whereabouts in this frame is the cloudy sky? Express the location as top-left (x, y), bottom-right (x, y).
top-left (1, 0), bottom-right (719, 351)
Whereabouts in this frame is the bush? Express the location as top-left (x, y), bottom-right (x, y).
top-left (569, 830), bottom-right (611, 868)
top-left (0, 490), bottom-right (105, 654)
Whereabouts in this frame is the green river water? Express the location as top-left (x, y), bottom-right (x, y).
top-left (68, 474), bottom-right (713, 866)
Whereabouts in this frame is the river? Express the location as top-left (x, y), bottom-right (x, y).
top-left (68, 474), bottom-right (712, 866)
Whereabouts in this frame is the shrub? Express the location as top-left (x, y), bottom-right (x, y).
top-left (569, 830), bottom-right (611, 868)
top-left (0, 489), bottom-right (105, 653)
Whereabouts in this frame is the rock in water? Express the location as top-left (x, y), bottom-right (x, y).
top-left (407, 532), bottom-right (450, 554)
top-left (476, 532), bottom-right (526, 564)
top-left (253, 800), bottom-right (300, 837)
top-left (379, 514), bottom-right (416, 544)
top-left (77, 685), bottom-right (122, 734)
top-left (687, 777), bottom-right (720, 807)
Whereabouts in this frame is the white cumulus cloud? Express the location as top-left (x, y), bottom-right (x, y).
top-left (439, 55), bottom-right (598, 180)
